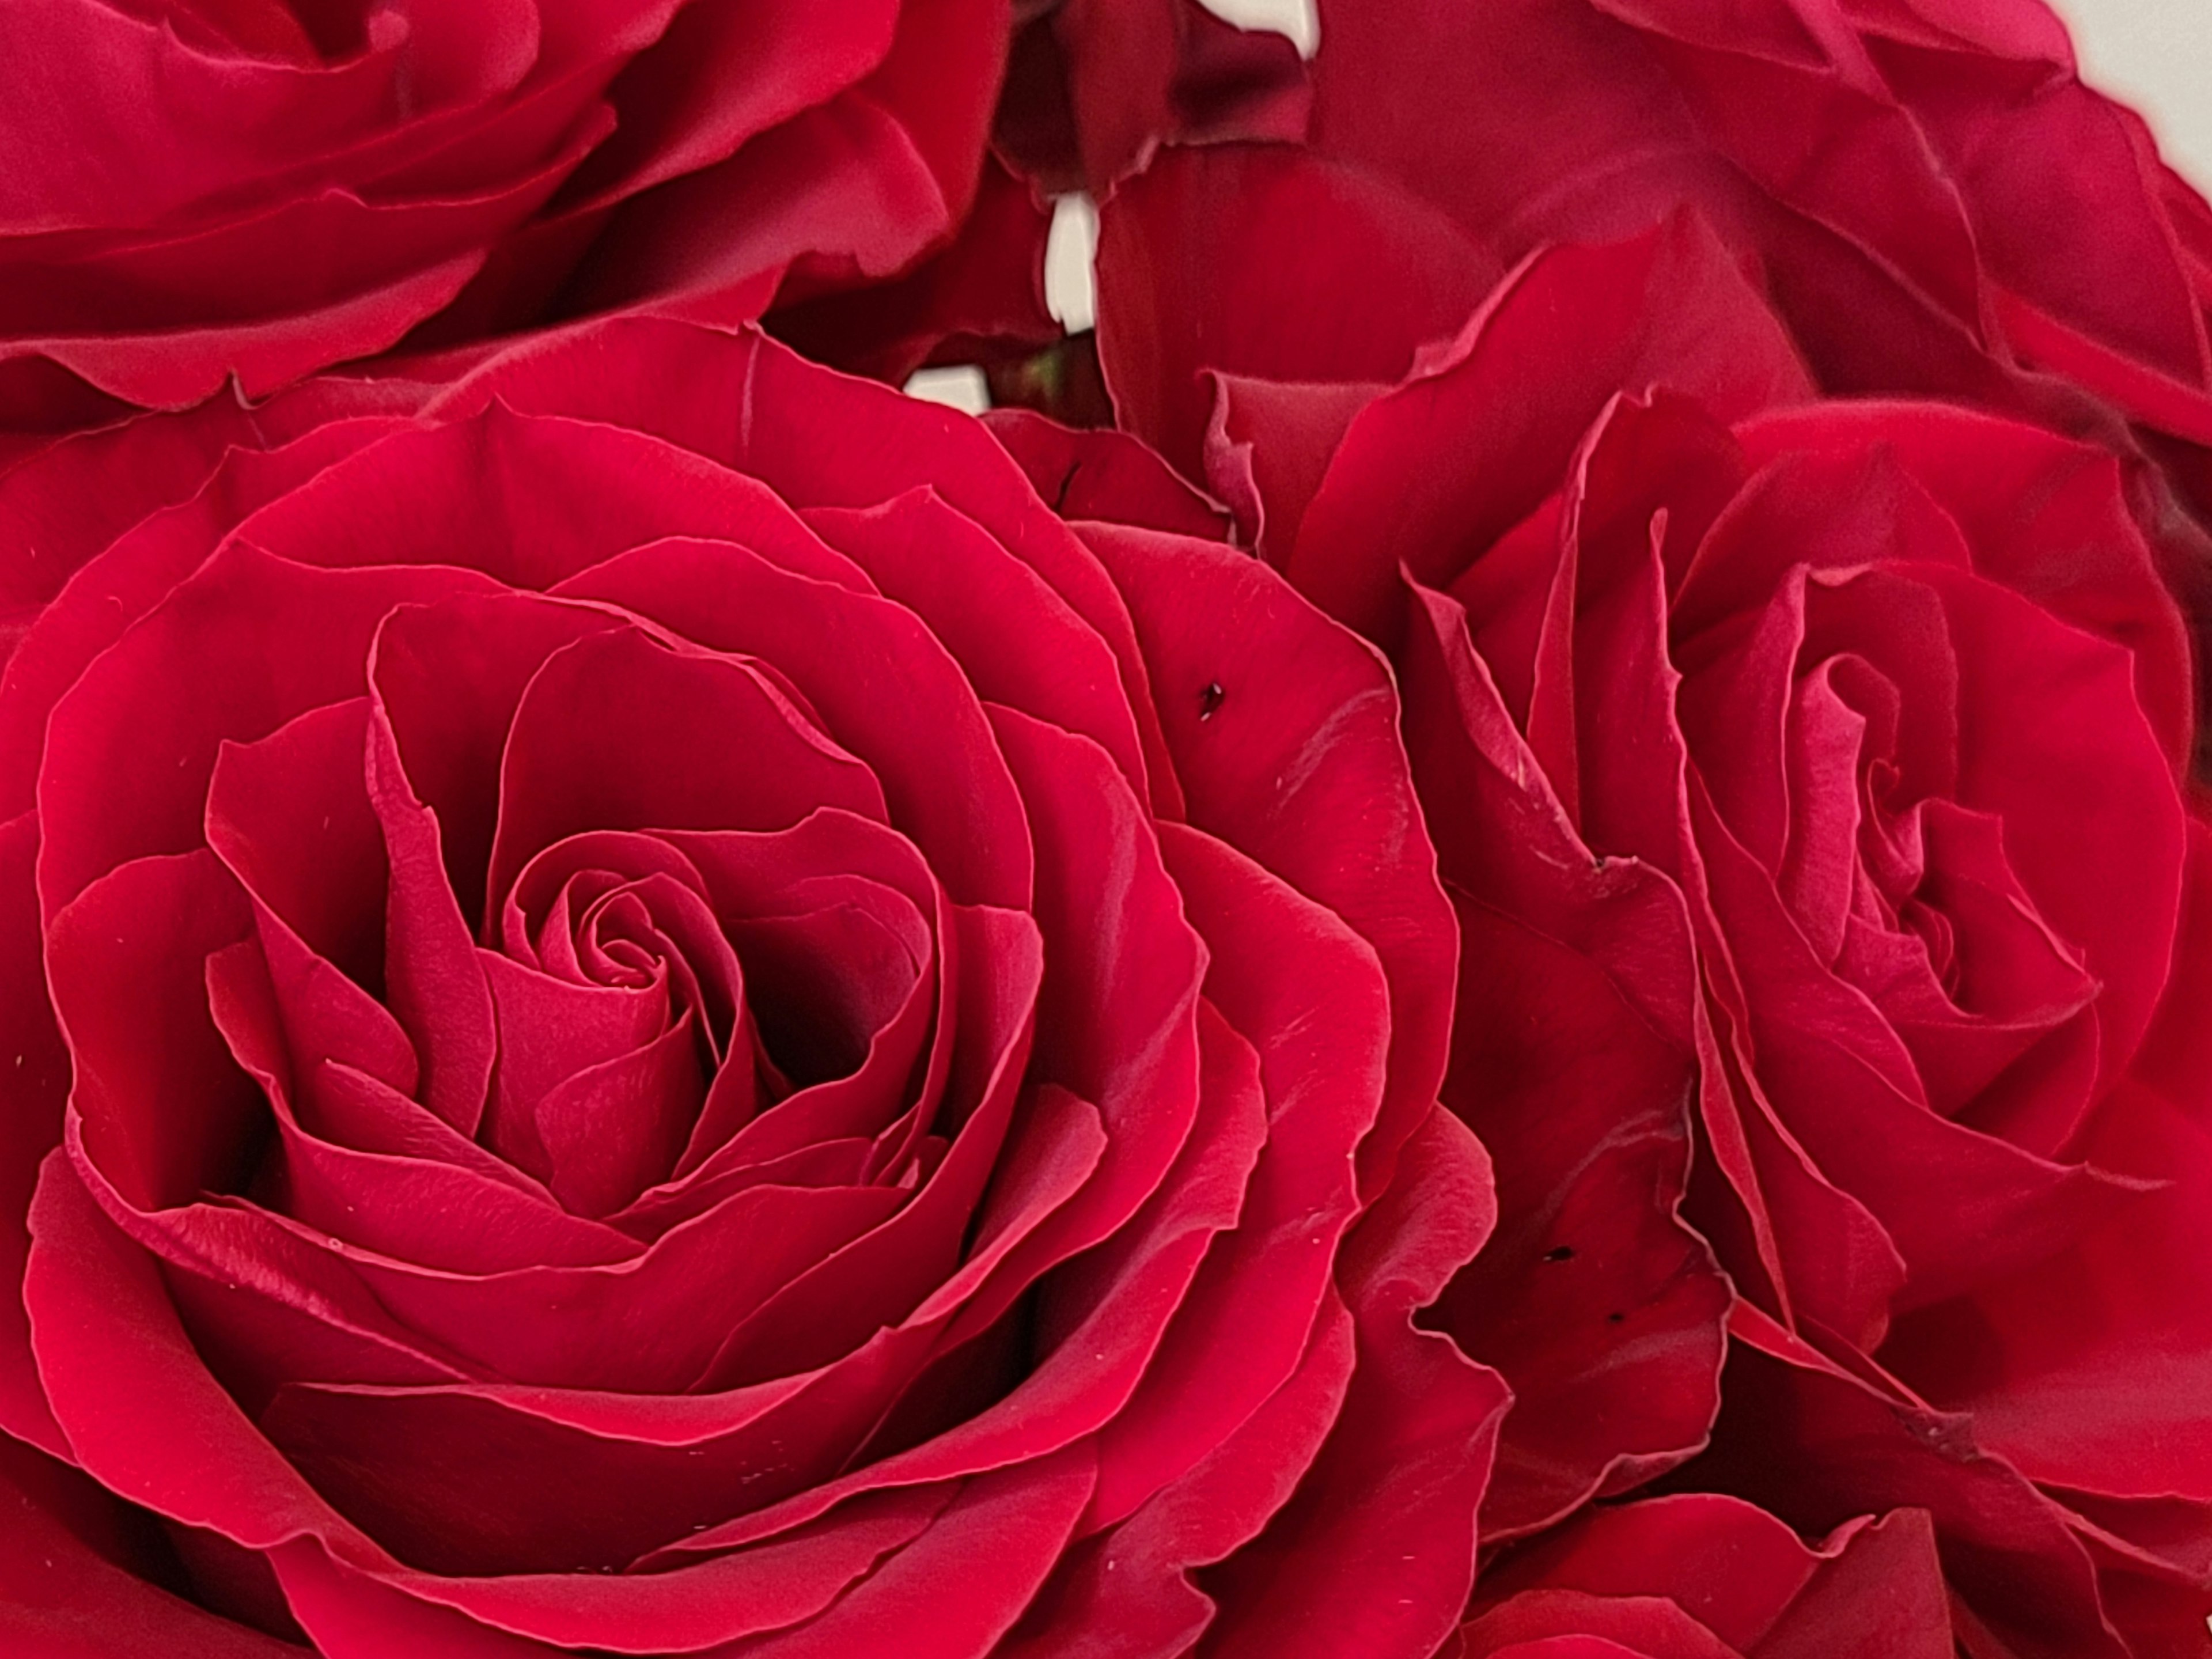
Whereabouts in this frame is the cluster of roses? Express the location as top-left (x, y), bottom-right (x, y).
top-left (0, 1), bottom-right (2207, 1656)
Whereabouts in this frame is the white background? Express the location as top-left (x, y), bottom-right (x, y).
top-left (2052, 0), bottom-right (2212, 181)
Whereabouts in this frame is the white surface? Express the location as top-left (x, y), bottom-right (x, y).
top-left (901, 365), bottom-right (991, 414)
top-left (1044, 193), bottom-right (1101, 333)
top-left (2052, 0), bottom-right (2212, 186)
top-left (1199, 0), bottom-right (1318, 55)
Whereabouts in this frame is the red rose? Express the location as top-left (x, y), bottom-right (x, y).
top-left (0, 317), bottom-right (1508, 1656)
top-left (0, 0), bottom-right (1008, 436)
top-left (1307, 0), bottom-right (2212, 453)
top-left (1037, 0), bottom-right (2212, 710)
top-left (1085, 160), bottom-right (2212, 1649)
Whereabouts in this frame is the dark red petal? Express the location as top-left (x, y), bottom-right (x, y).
top-left (1200, 1110), bottom-right (1511, 1659)
top-left (1472, 1494), bottom-right (1953, 1657)
top-left (1462, 1593), bottom-right (1738, 1657)
top-left (0, 813), bottom-right (69, 1456)
top-left (522, 1015), bottom-right (704, 1220)
top-left (1927, 565), bottom-right (2186, 1103)
top-left (486, 623), bottom-right (887, 907)
top-left (1880, 847), bottom-right (2212, 1517)
top-left (1755, 1508), bottom-right (1956, 1659)
top-left (23, 251), bottom-right (487, 413)
top-left (478, 944), bottom-right (673, 1165)
top-left (366, 685), bottom-right (498, 1138)
top-left (46, 851), bottom-right (255, 1211)
top-left (1688, 770), bottom-right (2137, 1311)
top-left (0, 416), bottom-right (406, 819)
top-left (646, 812), bottom-right (944, 1183)
top-left (1880, 41), bottom-right (2206, 388)
top-left (997, 0), bottom-right (1309, 198)
top-left (331, 1169), bottom-right (908, 1396)
top-left (1736, 404), bottom-right (2195, 772)
top-left (367, 591), bottom-right (622, 935)
top-left (558, 536), bottom-right (1032, 910)
top-left (561, 0), bottom-right (898, 207)
top-left (1436, 898), bottom-right (1729, 1541)
top-left (1093, 143), bottom-right (1499, 486)
top-left (710, 1449), bottom-right (1094, 1659)
top-left (237, 402), bottom-right (842, 594)
top-left (1286, 217), bottom-right (1809, 641)
top-left (1445, 400), bottom-right (1916, 1349)
top-left (1703, 1305), bottom-right (2126, 1659)
top-left (984, 407), bottom-right (1230, 541)
top-left (1203, 371), bottom-right (1391, 566)
top-left (1312, 0), bottom-right (1736, 263)
top-left (691, 902), bottom-right (1038, 1388)
top-left (36, 543), bottom-right (495, 921)
top-left (1398, 580), bottom-right (1728, 1539)
top-left (801, 486), bottom-right (1152, 797)
top-left (993, 1297), bottom-right (1357, 1659)
top-left (271, 1484), bottom-right (949, 1652)
top-left (836, 0), bottom-right (1012, 251)
top-left (668, 926), bottom-right (1232, 1559)
top-left (205, 701), bottom-right (423, 1107)
top-left (431, 322), bottom-right (1184, 819)
top-left (210, 942), bottom-right (626, 1274)
top-left (0, 386), bottom-right (367, 619)
top-left (768, 152), bottom-right (1059, 385)
top-left (1084, 823), bottom-right (1386, 1529)
top-left (0, 1433), bottom-right (300, 1657)
top-left (22, 1150), bottom-right (379, 1555)
top-left (260, 1372), bottom-right (946, 1581)
top-left (1085, 522), bottom-right (1456, 1200)
top-left (556, 100), bottom-right (937, 318)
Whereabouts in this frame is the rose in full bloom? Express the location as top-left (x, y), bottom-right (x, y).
top-left (0, 0), bottom-right (1007, 436)
top-left (1086, 154), bottom-right (2212, 1652)
top-left (0, 316), bottom-right (1508, 1656)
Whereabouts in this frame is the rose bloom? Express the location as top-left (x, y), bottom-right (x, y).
top-left (0, 316), bottom-right (1509, 1656)
top-left (992, 0), bottom-right (2212, 687)
top-left (1082, 152), bottom-right (2212, 1652)
top-left (0, 0), bottom-right (1007, 437)
top-left (1308, 0), bottom-right (2212, 444)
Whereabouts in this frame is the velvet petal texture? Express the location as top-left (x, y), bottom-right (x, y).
top-left (1435, 384), bottom-right (2202, 1643)
top-left (1308, 0), bottom-right (2212, 448)
top-left (0, 0), bottom-right (1013, 431)
top-left (0, 316), bottom-right (1486, 1657)
top-left (1079, 132), bottom-right (2212, 1643)
top-left (1464, 1495), bottom-right (1956, 1658)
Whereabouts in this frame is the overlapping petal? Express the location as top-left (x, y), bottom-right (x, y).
top-left (0, 317), bottom-right (1484, 1658)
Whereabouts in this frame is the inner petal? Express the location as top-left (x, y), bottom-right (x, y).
top-left (484, 623), bottom-right (888, 912)
top-left (479, 948), bottom-right (676, 1186)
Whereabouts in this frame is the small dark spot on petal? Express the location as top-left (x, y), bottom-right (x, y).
top-left (1541, 1245), bottom-right (1575, 1263)
top-left (1199, 681), bottom-right (1225, 720)
top-left (1605, 1310), bottom-right (1626, 1324)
